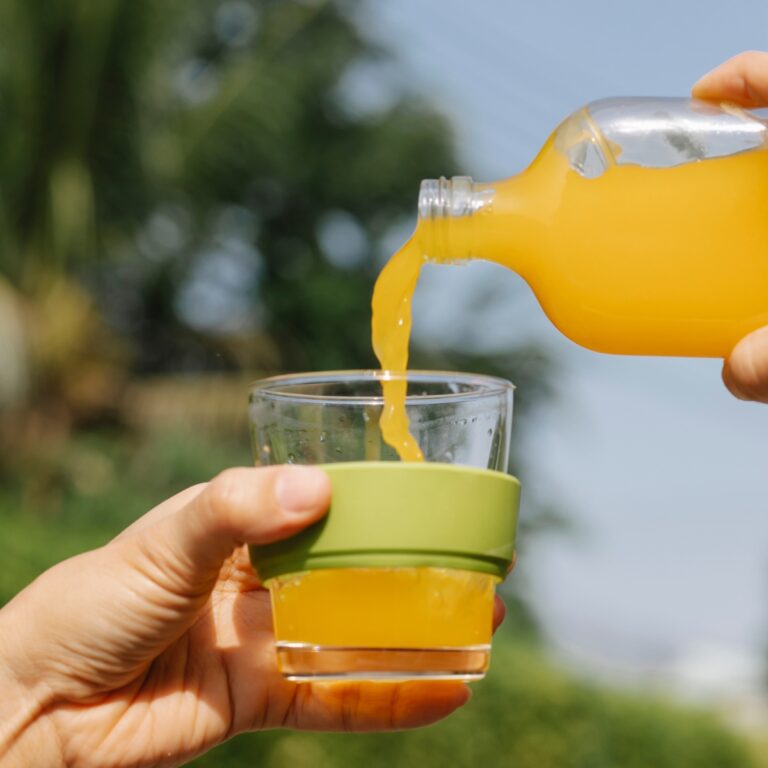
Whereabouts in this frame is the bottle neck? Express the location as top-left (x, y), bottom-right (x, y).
top-left (417, 176), bottom-right (494, 261)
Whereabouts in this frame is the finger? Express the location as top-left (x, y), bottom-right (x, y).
top-left (692, 51), bottom-right (768, 107)
top-left (123, 465), bottom-right (331, 597)
top-left (285, 680), bottom-right (470, 732)
top-left (723, 326), bottom-right (768, 403)
top-left (492, 594), bottom-right (506, 632)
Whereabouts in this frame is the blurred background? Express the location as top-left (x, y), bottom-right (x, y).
top-left (1, 0), bottom-right (768, 765)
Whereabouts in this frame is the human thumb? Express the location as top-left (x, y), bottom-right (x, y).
top-left (129, 465), bottom-right (331, 598)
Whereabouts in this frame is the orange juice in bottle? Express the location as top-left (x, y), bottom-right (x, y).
top-left (372, 97), bottom-right (768, 455)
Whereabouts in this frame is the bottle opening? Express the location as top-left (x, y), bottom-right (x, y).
top-left (418, 176), bottom-right (491, 220)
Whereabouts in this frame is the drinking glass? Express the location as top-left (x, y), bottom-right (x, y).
top-left (248, 370), bottom-right (519, 681)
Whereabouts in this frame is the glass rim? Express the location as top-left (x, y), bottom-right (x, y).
top-left (249, 369), bottom-right (514, 406)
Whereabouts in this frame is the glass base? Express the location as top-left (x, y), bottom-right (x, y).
top-left (276, 642), bottom-right (491, 682)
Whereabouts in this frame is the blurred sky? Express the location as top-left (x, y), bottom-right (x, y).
top-left (358, 0), bottom-right (768, 683)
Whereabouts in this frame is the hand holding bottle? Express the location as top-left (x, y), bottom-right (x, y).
top-left (694, 51), bottom-right (768, 402)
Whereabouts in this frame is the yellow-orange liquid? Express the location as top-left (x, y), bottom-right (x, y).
top-left (270, 568), bottom-right (495, 679)
top-left (372, 138), bottom-right (768, 458)
top-left (370, 237), bottom-right (425, 461)
top-left (269, 567), bottom-right (496, 647)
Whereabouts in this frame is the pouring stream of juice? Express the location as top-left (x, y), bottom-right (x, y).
top-left (371, 237), bottom-right (426, 461)
top-left (372, 132), bottom-right (768, 460)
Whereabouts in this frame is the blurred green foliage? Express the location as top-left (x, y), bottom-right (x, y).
top-left (0, 0), bottom-right (459, 372)
top-left (0, 429), bottom-right (247, 603)
top-left (0, 0), bottom-right (556, 635)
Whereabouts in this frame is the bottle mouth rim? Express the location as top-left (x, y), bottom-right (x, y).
top-left (418, 175), bottom-right (487, 220)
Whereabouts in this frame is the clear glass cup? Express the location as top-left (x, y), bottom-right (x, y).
top-left (250, 370), bottom-right (513, 470)
top-left (248, 370), bottom-right (517, 681)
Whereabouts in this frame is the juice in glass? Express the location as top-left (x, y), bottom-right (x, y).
top-left (269, 568), bottom-right (497, 679)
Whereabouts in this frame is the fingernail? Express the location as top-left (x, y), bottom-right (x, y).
top-left (275, 466), bottom-right (330, 513)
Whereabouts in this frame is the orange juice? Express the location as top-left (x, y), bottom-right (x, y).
top-left (270, 568), bottom-right (496, 646)
top-left (371, 237), bottom-right (426, 461)
top-left (372, 136), bottom-right (768, 459)
top-left (269, 567), bottom-right (497, 679)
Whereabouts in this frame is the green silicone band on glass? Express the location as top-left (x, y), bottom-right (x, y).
top-left (249, 462), bottom-right (521, 581)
